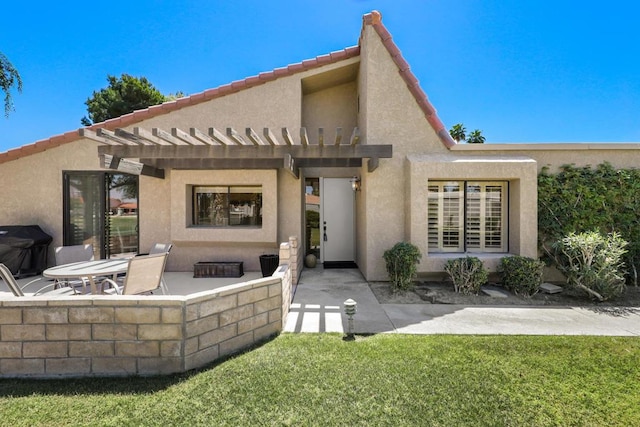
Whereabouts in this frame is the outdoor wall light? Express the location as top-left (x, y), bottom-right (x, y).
top-left (343, 298), bottom-right (357, 340)
top-left (350, 176), bottom-right (361, 192)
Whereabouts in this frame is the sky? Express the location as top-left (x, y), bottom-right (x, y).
top-left (1, 0), bottom-right (640, 153)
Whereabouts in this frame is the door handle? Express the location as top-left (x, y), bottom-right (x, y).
top-left (323, 222), bottom-right (328, 241)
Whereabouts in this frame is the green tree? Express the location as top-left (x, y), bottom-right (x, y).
top-left (81, 74), bottom-right (168, 126)
top-left (449, 123), bottom-right (466, 142)
top-left (0, 52), bottom-right (22, 117)
top-left (467, 129), bottom-right (486, 144)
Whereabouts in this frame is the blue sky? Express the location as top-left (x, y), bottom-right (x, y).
top-left (1, 0), bottom-right (639, 153)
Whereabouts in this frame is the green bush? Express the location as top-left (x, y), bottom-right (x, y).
top-left (498, 256), bottom-right (545, 297)
top-left (538, 163), bottom-right (640, 285)
top-left (383, 242), bottom-right (422, 292)
top-left (444, 257), bottom-right (488, 295)
top-left (552, 231), bottom-right (627, 301)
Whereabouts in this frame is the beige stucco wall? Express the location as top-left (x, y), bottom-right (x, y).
top-left (0, 139), bottom-right (101, 261)
top-left (158, 169), bottom-right (278, 272)
top-left (407, 154), bottom-right (538, 274)
top-left (301, 81), bottom-right (358, 143)
top-left (451, 144), bottom-right (640, 172)
top-left (357, 25), bottom-right (451, 280)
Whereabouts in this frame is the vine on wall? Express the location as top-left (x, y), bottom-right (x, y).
top-left (538, 162), bottom-right (640, 285)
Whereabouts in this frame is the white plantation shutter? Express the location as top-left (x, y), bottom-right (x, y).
top-left (428, 182), bottom-right (464, 252)
top-left (428, 181), bottom-right (507, 253)
top-left (484, 184), bottom-right (505, 250)
top-left (465, 182), bottom-right (506, 252)
top-left (465, 184), bottom-right (482, 250)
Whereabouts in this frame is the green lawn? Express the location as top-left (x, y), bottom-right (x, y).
top-left (1, 334), bottom-right (639, 426)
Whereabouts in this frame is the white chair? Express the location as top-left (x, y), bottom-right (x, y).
top-left (149, 243), bottom-right (172, 255)
top-left (101, 253), bottom-right (168, 295)
top-left (145, 243), bottom-right (172, 294)
top-left (53, 244), bottom-right (94, 293)
top-left (0, 263), bottom-right (74, 297)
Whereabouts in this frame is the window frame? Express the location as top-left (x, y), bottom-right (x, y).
top-left (428, 180), bottom-right (508, 253)
top-left (192, 185), bottom-right (263, 228)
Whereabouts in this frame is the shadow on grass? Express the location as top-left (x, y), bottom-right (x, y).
top-left (0, 334), bottom-right (280, 398)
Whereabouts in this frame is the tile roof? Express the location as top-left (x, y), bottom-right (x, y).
top-left (0, 10), bottom-right (453, 165)
top-left (362, 11), bottom-right (456, 149)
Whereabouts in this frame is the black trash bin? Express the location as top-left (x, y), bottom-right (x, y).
top-left (259, 254), bottom-right (279, 277)
top-left (0, 225), bottom-right (53, 277)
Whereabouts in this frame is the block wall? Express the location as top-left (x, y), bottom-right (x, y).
top-left (0, 267), bottom-right (292, 378)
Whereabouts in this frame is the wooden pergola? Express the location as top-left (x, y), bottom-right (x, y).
top-left (83, 127), bottom-right (392, 179)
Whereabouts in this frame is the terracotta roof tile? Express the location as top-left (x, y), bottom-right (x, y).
top-left (0, 10), bottom-right (452, 164)
top-left (362, 10), bottom-right (455, 148)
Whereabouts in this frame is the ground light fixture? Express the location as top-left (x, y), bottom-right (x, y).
top-left (343, 298), bottom-right (357, 340)
top-left (349, 176), bottom-right (361, 191)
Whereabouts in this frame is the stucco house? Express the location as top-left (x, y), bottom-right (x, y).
top-left (2, 10), bottom-right (640, 284)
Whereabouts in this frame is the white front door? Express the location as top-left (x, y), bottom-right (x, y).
top-left (321, 178), bottom-right (355, 262)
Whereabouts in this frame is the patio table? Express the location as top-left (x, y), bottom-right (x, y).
top-left (43, 258), bottom-right (129, 295)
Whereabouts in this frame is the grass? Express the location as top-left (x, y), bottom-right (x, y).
top-left (1, 334), bottom-right (639, 426)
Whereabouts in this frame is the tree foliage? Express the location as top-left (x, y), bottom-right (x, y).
top-left (467, 129), bottom-right (485, 144)
top-left (449, 123), bottom-right (466, 142)
top-left (0, 52), bottom-right (22, 117)
top-left (538, 163), bottom-right (640, 285)
top-left (81, 74), bottom-right (168, 126)
top-left (552, 231), bottom-right (627, 301)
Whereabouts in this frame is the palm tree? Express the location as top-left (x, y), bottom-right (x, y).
top-left (0, 52), bottom-right (22, 117)
top-left (449, 123), bottom-right (466, 142)
top-left (467, 129), bottom-right (486, 144)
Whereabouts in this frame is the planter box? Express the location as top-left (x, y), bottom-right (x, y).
top-left (193, 261), bottom-right (244, 278)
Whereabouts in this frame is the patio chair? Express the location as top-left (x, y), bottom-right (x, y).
top-left (101, 252), bottom-right (168, 295)
top-left (137, 243), bottom-right (172, 294)
top-left (149, 243), bottom-right (173, 255)
top-left (53, 244), bottom-right (95, 293)
top-left (0, 263), bottom-right (74, 297)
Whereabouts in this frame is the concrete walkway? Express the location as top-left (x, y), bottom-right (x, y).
top-left (284, 268), bottom-right (640, 336)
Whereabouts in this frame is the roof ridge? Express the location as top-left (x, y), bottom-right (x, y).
top-left (362, 11), bottom-right (456, 148)
top-left (0, 10), bottom-right (454, 164)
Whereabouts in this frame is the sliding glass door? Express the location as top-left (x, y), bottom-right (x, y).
top-left (63, 172), bottom-right (138, 259)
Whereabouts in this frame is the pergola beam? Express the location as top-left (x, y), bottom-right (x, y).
top-left (334, 127), bottom-right (343, 145)
top-left (263, 128), bottom-right (281, 146)
top-left (134, 127), bottom-right (173, 145)
top-left (300, 127), bottom-right (309, 146)
top-left (227, 127), bottom-right (251, 145)
top-left (246, 127), bottom-right (267, 146)
top-left (189, 127), bottom-right (220, 145)
top-left (80, 128), bottom-right (115, 145)
top-left (172, 128), bottom-right (204, 145)
top-left (98, 144), bottom-right (392, 160)
top-left (153, 128), bottom-right (188, 145)
top-left (282, 128), bottom-right (296, 145)
top-left (350, 127), bottom-right (360, 146)
top-left (93, 126), bottom-right (391, 180)
top-left (209, 127), bottom-right (234, 145)
top-left (96, 128), bottom-right (137, 146)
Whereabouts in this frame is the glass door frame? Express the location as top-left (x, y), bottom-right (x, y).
top-left (62, 171), bottom-right (139, 259)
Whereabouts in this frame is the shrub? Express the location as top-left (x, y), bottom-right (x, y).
top-left (498, 256), bottom-right (544, 297)
top-left (444, 257), bottom-right (488, 295)
top-left (552, 231), bottom-right (627, 301)
top-left (383, 242), bottom-right (422, 292)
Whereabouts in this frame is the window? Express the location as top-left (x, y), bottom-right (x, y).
top-left (193, 186), bottom-right (262, 227)
top-left (428, 181), bottom-right (507, 253)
